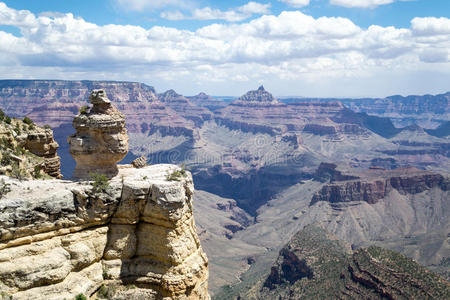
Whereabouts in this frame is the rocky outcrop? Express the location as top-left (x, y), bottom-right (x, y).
top-left (0, 116), bottom-right (61, 179)
top-left (311, 167), bottom-right (449, 205)
top-left (68, 90), bottom-right (129, 179)
top-left (313, 163), bottom-right (359, 183)
top-left (239, 86), bottom-right (277, 103)
top-left (247, 225), bottom-right (450, 300)
top-left (311, 179), bottom-right (387, 205)
top-left (0, 164), bottom-right (209, 299)
top-left (24, 128), bottom-right (61, 178)
top-left (131, 156), bottom-right (147, 168)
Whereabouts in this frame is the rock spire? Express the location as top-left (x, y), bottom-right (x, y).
top-left (68, 89), bottom-right (128, 179)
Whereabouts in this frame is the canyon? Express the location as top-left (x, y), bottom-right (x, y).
top-left (0, 80), bottom-right (448, 297)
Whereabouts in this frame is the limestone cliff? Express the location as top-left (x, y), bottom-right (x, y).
top-left (0, 164), bottom-right (209, 299)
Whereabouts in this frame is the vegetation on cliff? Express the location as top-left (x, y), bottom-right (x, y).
top-left (216, 225), bottom-right (450, 299)
top-left (0, 110), bottom-right (60, 180)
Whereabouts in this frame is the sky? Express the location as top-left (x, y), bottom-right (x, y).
top-left (0, 0), bottom-right (449, 97)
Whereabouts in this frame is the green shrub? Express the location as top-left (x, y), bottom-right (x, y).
top-left (0, 179), bottom-right (11, 199)
top-left (75, 294), bottom-right (87, 300)
top-left (4, 116), bottom-right (11, 124)
top-left (44, 124), bottom-right (51, 129)
top-left (0, 109), bottom-right (4, 121)
top-left (90, 173), bottom-right (110, 194)
top-left (11, 164), bottom-right (26, 181)
top-left (79, 105), bottom-right (89, 115)
top-left (0, 152), bottom-right (12, 166)
top-left (166, 164), bottom-right (187, 181)
top-left (33, 165), bottom-right (42, 179)
top-left (0, 138), bottom-right (13, 149)
top-left (28, 123), bottom-right (35, 130)
top-left (13, 146), bottom-right (25, 156)
top-left (23, 117), bottom-right (33, 125)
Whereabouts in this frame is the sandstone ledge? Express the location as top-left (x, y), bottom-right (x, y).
top-left (0, 164), bottom-right (209, 299)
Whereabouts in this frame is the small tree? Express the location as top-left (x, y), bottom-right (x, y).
top-left (33, 165), bottom-right (42, 179)
top-left (23, 116), bottom-right (33, 125)
top-left (79, 105), bottom-right (89, 115)
top-left (5, 116), bottom-right (11, 124)
top-left (75, 294), bottom-right (87, 300)
top-left (11, 164), bottom-right (27, 181)
top-left (90, 173), bottom-right (110, 194)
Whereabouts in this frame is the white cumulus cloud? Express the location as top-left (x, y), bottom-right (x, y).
top-left (114, 0), bottom-right (191, 12)
top-left (330, 0), bottom-right (395, 8)
top-left (161, 2), bottom-right (270, 22)
top-left (278, 0), bottom-right (310, 8)
top-left (0, 2), bottom-right (448, 96)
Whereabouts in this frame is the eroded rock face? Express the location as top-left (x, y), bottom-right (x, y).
top-left (0, 118), bottom-right (62, 179)
top-left (0, 164), bottom-right (209, 300)
top-left (239, 85), bottom-right (277, 103)
top-left (311, 167), bottom-right (449, 205)
top-left (248, 225), bottom-right (450, 300)
top-left (68, 89), bottom-right (129, 179)
top-left (24, 128), bottom-right (62, 178)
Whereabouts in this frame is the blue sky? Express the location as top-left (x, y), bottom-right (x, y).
top-left (0, 0), bottom-right (449, 97)
top-left (4, 0), bottom-right (450, 29)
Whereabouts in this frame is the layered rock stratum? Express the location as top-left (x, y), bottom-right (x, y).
top-left (0, 164), bottom-right (209, 300)
top-left (68, 89), bottom-right (129, 179)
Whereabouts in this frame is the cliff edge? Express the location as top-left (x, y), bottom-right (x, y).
top-left (0, 164), bottom-right (209, 299)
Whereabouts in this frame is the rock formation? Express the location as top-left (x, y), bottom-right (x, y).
top-left (0, 164), bottom-right (209, 299)
top-left (131, 156), bottom-right (147, 168)
top-left (239, 85), bottom-right (277, 103)
top-left (246, 225), bottom-right (450, 299)
top-left (0, 116), bottom-right (61, 179)
top-left (158, 89), bottom-right (213, 127)
top-left (68, 89), bottom-right (129, 179)
top-left (23, 128), bottom-right (62, 178)
top-left (311, 167), bottom-right (449, 205)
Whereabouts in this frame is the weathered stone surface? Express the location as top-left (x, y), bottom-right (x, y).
top-left (68, 89), bottom-right (129, 179)
top-left (0, 164), bottom-right (209, 299)
top-left (131, 156), bottom-right (147, 168)
top-left (24, 128), bottom-right (62, 178)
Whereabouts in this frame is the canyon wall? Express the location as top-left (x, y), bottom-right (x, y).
top-left (311, 168), bottom-right (449, 205)
top-left (0, 164), bottom-right (209, 300)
